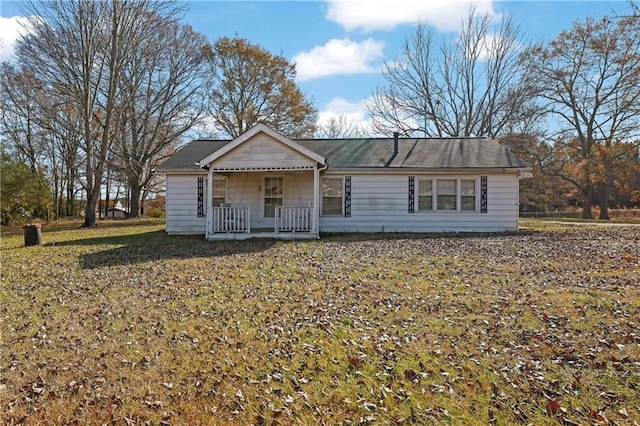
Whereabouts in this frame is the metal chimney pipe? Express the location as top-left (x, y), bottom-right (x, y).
top-left (393, 131), bottom-right (399, 157)
top-left (385, 131), bottom-right (400, 168)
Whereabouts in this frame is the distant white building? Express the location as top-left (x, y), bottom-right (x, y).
top-left (99, 199), bottom-right (127, 219)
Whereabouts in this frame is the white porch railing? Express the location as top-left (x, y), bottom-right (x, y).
top-left (275, 206), bottom-right (312, 232)
top-left (212, 206), bottom-right (250, 233)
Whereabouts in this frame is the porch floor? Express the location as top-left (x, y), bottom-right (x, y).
top-left (207, 231), bottom-right (318, 241)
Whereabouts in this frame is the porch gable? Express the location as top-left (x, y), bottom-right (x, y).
top-left (199, 123), bottom-right (325, 171)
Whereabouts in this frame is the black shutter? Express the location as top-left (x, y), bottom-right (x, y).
top-left (344, 176), bottom-right (351, 218)
top-left (197, 177), bottom-right (204, 217)
top-left (408, 176), bottom-right (415, 213)
top-left (480, 176), bottom-right (488, 214)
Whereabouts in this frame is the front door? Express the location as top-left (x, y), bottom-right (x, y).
top-left (262, 176), bottom-right (284, 228)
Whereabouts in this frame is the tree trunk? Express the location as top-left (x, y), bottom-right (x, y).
top-left (52, 171), bottom-right (60, 220)
top-left (581, 184), bottom-right (593, 219)
top-left (113, 184), bottom-right (120, 219)
top-left (127, 183), bottom-right (141, 218)
top-left (82, 188), bottom-right (100, 227)
top-left (598, 182), bottom-right (610, 220)
top-left (140, 188), bottom-right (149, 217)
top-left (105, 172), bottom-right (110, 219)
top-left (66, 182), bottom-right (73, 217)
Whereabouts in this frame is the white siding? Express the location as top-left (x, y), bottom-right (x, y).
top-left (165, 174), bottom-right (207, 234)
top-left (319, 173), bottom-right (520, 233)
top-left (166, 172), bottom-right (521, 235)
top-left (212, 134), bottom-right (316, 170)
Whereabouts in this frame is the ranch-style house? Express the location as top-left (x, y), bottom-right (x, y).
top-left (156, 123), bottom-right (530, 240)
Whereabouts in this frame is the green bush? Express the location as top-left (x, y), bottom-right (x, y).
top-left (0, 152), bottom-right (51, 225)
top-left (147, 208), bottom-right (166, 218)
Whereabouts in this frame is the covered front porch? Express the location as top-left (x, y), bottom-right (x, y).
top-left (204, 169), bottom-right (321, 240)
top-left (197, 124), bottom-right (326, 241)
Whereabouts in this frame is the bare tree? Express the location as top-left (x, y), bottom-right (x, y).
top-left (522, 14), bottom-right (640, 219)
top-left (0, 64), bottom-right (47, 173)
top-left (205, 36), bottom-right (317, 138)
top-left (315, 115), bottom-right (364, 139)
top-left (367, 8), bottom-right (534, 138)
top-left (111, 21), bottom-right (209, 218)
top-left (16, 0), bottom-right (185, 227)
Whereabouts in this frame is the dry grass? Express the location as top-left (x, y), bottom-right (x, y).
top-left (1, 220), bottom-right (639, 425)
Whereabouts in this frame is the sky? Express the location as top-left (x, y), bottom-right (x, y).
top-left (0, 0), bottom-right (636, 134)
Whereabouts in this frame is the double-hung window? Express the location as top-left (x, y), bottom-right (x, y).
top-left (264, 176), bottom-right (284, 218)
top-left (461, 180), bottom-right (476, 211)
top-left (436, 179), bottom-right (457, 210)
top-left (322, 178), bottom-right (343, 216)
top-left (418, 179), bottom-right (433, 211)
top-left (213, 177), bottom-right (227, 207)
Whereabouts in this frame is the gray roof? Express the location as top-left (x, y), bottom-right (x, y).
top-left (156, 136), bottom-right (529, 172)
top-left (155, 140), bottom-right (229, 172)
top-left (298, 138), bottom-right (528, 169)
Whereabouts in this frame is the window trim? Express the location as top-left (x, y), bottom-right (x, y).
top-left (321, 176), bottom-right (345, 216)
top-left (262, 175), bottom-right (285, 219)
top-left (460, 179), bottom-right (477, 211)
top-left (436, 179), bottom-right (458, 211)
top-left (212, 175), bottom-right (227, 208)
top-left (415, 177), bottom-right (480, 213)
top-left (417, 178), bottom-right (434, 212)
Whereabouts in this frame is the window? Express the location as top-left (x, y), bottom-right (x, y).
top-left (413, 177), bottom-right (480, 212)
top-left (199, 176), bottom-right (226, 217)
top-left (418, 179), bottom-right (433, 211)
top-left (322, 178), bottom-right (343, 216)
top-left (264, 176), bottom-right (284, 217)
top-left (437, 179), bottom-right (457, 210)
top-left (213, 178), bottom-right (226, 207)
top-left (461, 180), bottom-right (476, 211)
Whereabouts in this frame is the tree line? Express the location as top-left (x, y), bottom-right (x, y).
top-left (1, 0), bottom-right (317, 226)
top-left (364, 6), bottom-right (640, 219)
top-left (1, 1), bottom-right (639, 224)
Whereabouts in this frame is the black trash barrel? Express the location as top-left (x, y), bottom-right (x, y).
top-left (23, 223), bottom-right (42, 246)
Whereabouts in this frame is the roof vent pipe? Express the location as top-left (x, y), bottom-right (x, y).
top-left (393, 132), bottom-right (399, 157)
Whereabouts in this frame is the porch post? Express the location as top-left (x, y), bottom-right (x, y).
top-left (206, 168), bottom-right (213, 239)
top-left (312, 165), bottom-right (320, 236)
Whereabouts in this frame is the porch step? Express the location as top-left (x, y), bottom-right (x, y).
top-left (207, 231), bottom-right (318, 241)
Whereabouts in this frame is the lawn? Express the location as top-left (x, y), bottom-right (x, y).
top-left (1, 220), bottom-right (639, 425)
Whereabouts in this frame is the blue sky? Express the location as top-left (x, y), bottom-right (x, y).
top-left (1, 0), bottom-right (635, 132)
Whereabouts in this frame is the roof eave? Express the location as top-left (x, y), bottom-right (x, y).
top-left (322, 166), bottom-right (531, 173)
top-left (155, 168), bottom-right (207, 175)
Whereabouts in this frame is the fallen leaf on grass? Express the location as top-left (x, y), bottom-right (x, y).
top-left (546, 399), bottom-right (560, 416)
top-left (403, 369), bottom-right (418, 382)
top-left (589, 409), bottom-right (607, 422)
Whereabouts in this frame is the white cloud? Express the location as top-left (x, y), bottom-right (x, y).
top-left (318, 97), bottom-right (366, 123)
top-left (476, 33), bottom-right (497, 61)
top-left (326, 0), bottom-right (497, 32)
top-left (0, 16), bottom-right (37, 62)
top-left (293, 38), bottom-right (384, 82)
top-left (475, 33), bottom-right (523, 61)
